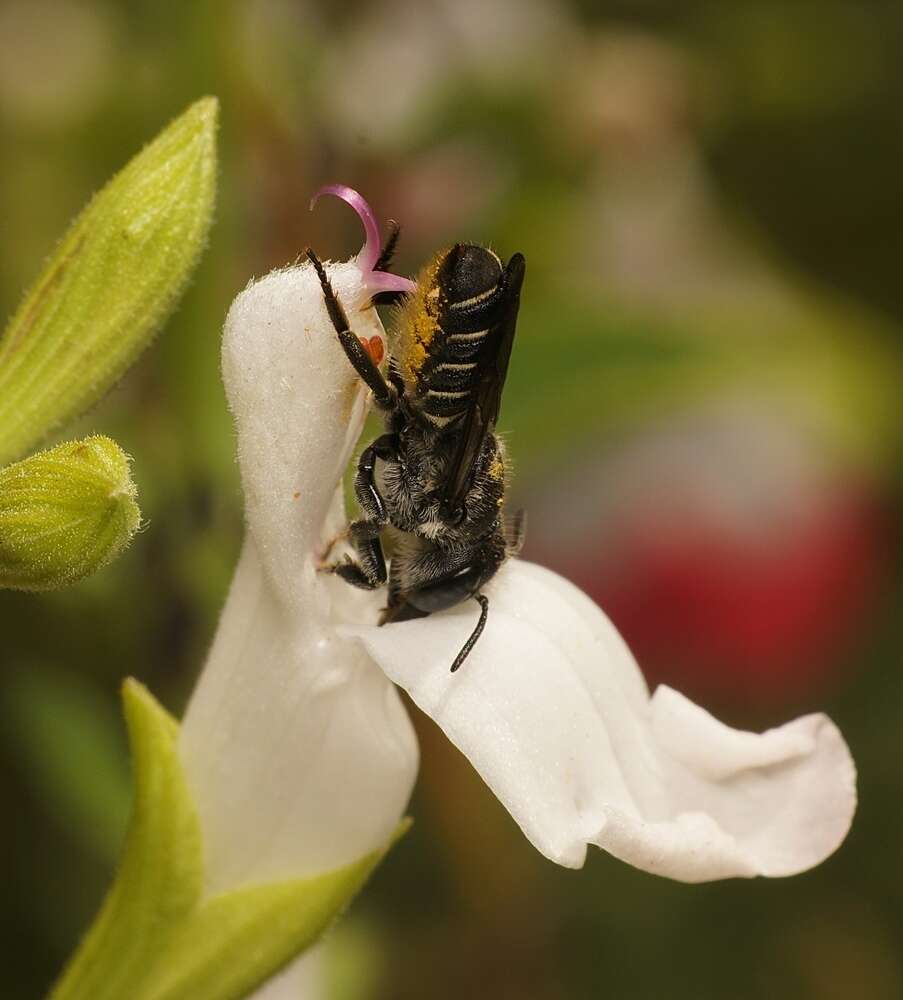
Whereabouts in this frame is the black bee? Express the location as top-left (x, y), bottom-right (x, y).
top-left (307, 237), bottom-right (526, 672)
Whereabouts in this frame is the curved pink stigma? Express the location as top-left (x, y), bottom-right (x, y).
top-left (310, 184), bottom-right (416, 297)
top-left (310, 184), bottom-right (382, 272)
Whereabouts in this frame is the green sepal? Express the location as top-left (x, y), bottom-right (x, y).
top-left (0, 97), bottom-right (218, 466)
top-left (50, 680), bottom-right (408, 1000)
top-left (49, 680), bottom-right (202, 1000)
top-left (137, 821), bottom-right (411, 1000)
top-left (0, 435), bottom-right (140, 591)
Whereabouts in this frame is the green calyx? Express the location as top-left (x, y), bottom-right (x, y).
top-left (0, 436), bottom-right (140, 591)
top-left (49, 681), bottom-right (408, 1000)
top-left (0, 97), bottom-right (218, 467)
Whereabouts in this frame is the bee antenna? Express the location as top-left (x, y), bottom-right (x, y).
top-left (374, 221), bottom-right (401, 272)
top-left (450, 594), bottom-right (489, 673)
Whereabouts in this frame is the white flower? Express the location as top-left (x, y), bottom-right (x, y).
top-left (180, 188), bottom-right (856, 904)
top-left (179, 188), bottom-right (417, 893)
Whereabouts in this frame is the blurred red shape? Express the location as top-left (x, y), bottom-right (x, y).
top-left (553, 490), bottom-right (885, 707)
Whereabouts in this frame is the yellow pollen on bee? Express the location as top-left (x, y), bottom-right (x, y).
top-left (489, 454), bottom-right (505, 480)
top-left (398, 250), bottom-right (449, 383)
top-left (406, 306), bottom-right (436, 379)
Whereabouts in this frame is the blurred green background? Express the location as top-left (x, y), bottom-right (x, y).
top-left (2, 1), bottom-right (902, 997)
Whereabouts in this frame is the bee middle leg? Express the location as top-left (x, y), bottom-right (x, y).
top-left (328, 519), bottom-right (387, 590)
top-left (353, 434), bottom-right (397, 521)
top-left (322, 433), bottom-right (399, 589)
top-left (306, 249), bottom-right (396, 411)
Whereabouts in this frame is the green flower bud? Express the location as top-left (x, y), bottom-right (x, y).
top-left (0, 436), bottom-right (140, 591)
top-left (0, 97), bottom-right (218, 466)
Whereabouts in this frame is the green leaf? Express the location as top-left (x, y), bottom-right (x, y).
top-left (49, 680), bottom-right (409, 1000)
top-left (0, 97), bottom-right (218, 465)
top-left (0, 435), bottom-right (140, 591)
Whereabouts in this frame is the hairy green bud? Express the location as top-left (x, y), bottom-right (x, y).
top-left (0, 97), bottom-right (218, 465)
top-left (0, 436), bottom-right (140, 591)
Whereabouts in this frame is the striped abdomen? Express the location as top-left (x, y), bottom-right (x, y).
top-left (417, 328), bottom-right (491, 424)
top-left (399, 244), bottom-right (507, 429)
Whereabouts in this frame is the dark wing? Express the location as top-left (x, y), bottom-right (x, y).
top-left (440, 253), bottom-right (525, 512)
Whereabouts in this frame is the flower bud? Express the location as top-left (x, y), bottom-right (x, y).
top-left (0, 97), bottom-right (218, 465)
top-left (0, 436), bottom-right (140, 590)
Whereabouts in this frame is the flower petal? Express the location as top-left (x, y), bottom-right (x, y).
top-left (181, 262), bottom-right (418, 893)
top-left (341, 559), bottom-right (855, 882)
top-left (182, 541), bottom-right (417, 893)
top-left (219, 261), bottom-right (382, 619)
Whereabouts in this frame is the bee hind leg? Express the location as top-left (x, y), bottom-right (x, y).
top-left (322, 519), bottom-right (387, 590)
top-left (505, 508), bottom-right (527, 556)
top-left (305, 249), bottom-right (396, 411)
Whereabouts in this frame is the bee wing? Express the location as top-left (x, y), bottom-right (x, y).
top-left (440, 253), bottom-right (525, 512)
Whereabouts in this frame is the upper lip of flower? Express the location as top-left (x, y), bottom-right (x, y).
top-left (180, 186), bottom-right (857, 896)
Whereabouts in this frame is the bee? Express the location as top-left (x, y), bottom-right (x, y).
top-left (307, 237), bottom-right (526, 672)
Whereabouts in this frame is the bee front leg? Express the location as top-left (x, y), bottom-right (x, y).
top-left (306, 249), bottom-right (397, 411)
top-left (326, 519), bottom-right (387, 590)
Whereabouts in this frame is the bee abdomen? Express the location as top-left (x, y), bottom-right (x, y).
top-left (442, 328), bottom-right (489, 362)
top-left (424, 388), bottom-right (471, 418)
top-left (424, 360), bottom-right (478, 393)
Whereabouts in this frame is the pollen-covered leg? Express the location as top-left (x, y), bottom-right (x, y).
top-left (306, 248), bottom-right (396, 410)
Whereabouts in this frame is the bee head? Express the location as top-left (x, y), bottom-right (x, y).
top-left (437, 244), bottom-right (503, 311)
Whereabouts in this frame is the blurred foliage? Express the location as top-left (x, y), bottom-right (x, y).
top-left (1, 1), bottom-right (902, 998)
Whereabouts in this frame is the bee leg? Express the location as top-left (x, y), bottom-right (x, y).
top-left (353, 434), bottom-right (397, 521)
top-left (325, 520), bottom-right (387, 589)
top-left (306, 249), bottom-right (396, 411)
top-left (324, 434), bottom-right (399, 588)
top-left (373, 220), bottom-right (400, 271)
top-left (505, 508), bottom-right (527, 556)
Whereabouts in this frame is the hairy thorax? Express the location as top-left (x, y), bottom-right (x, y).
top-left (376, 420), bottom-right (506, 549)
